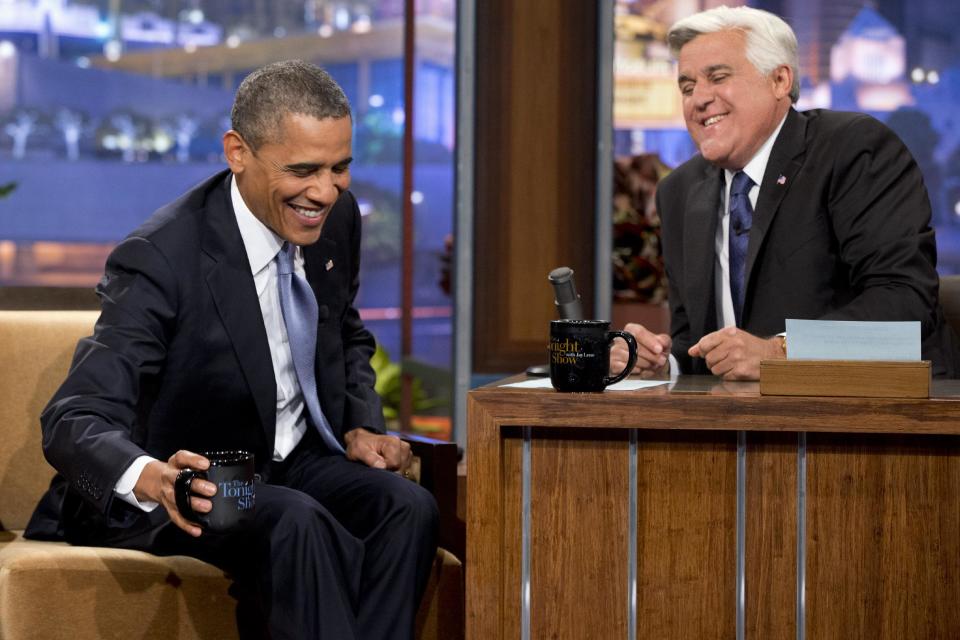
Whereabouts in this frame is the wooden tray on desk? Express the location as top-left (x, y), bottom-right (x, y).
top-left (760, 359), bottom-right (930, 398)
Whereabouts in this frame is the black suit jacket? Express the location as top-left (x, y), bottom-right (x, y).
top-left (28, 170), bottom-right (384, 542)
top-left (657, 108), bottom-right (958, 377)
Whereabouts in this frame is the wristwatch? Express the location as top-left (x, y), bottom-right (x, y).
top-left (776, 334), bottom-right (787, 357)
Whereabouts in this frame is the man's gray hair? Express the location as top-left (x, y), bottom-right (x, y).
top-left (667, 6), bottom-right (800, 103)
top-left (231, 60), bottom-right (352, 150)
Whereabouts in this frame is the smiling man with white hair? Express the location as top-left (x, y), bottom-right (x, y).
top-left (611, 6), bottom-right (959, 380)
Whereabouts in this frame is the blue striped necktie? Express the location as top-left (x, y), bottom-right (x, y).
top-left (728, 171), bottom-right (754, 327)
top-left (276, 242), bottom-right (345, 454)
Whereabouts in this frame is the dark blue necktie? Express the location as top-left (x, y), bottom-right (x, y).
top-left (277, 242), bottom-right (345, 454)
top-left (728, 171), bottom-right (754, 327)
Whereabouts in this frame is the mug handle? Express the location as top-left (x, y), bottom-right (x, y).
top-left (174, 468), bottom-right (207, 524)
top-left (603, 331), bottom-right (638, 387)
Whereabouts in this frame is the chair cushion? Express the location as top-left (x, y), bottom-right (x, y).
top-left (0, 530), bottom-right (237, 640)
top-left (1, 530), bottom-right (462, 640)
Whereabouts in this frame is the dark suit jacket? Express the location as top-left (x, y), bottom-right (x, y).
top-left (27, 170), bottom-right (385, 543)
top-left (657, 108), bottom-right (959, 377)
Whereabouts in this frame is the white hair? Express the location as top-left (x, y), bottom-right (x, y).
top-left (667, 6), bottom-right (800, 103)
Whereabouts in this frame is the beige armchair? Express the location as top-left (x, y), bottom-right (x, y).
top-left (0, 310), bottom-right (463, 640)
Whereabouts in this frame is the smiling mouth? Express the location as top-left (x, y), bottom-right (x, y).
top-left (289, 204), bottom-right (324, 219)
top-left (703, 114), bottom-right (727, 127)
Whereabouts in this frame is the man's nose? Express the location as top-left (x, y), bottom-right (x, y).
top-left (306, 172), bottom-right (340, 204)
top-left (691, 82), bottom-right (714, 108)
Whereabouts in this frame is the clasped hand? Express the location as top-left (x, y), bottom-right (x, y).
top-left (343, 428), bottom-right (412, 472)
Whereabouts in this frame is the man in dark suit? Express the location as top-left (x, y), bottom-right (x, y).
top-left (26, 60), bottom-right (438, 639)
top-left (610, 6), bottom-right (958, 380)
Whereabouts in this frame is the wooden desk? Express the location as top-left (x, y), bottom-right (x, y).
top-left (467, 376), bottom-right (960, 639)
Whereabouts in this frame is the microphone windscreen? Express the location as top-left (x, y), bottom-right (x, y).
top-left (548, 266), bottom-right (583, 320)
top-left (548, 267), bottom-right (577, 304)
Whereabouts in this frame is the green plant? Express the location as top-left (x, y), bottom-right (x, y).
top-left (370, 344), bottom-right (445, 420)
top-left (0, 182), bottom-right (15, 198)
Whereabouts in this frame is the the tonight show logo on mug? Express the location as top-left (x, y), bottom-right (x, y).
top-left (549, 320), bottom-right (637, 392)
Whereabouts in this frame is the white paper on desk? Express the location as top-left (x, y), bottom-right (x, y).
top-left (785, 319), bottom-right (920, 361)
top-left (500, 378), bottom-right (669, 391)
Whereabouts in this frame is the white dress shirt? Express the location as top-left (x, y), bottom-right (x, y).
top-left (114, 174), bottom-right (310, 510)
top-left (669, 110), bottom-right (790, 374)
top-left (230, 174), bottom-right (310, 462)
top-left (713, 112), bottom-right (789, 330)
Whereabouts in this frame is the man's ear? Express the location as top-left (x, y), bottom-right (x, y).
top-left (223, 130), bottom-right (248, 174)
top-left (771, 64), bottom-right (793, 100)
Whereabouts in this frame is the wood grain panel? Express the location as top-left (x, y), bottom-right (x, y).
top-left (466, 379), bottom-right (960, 434)
top-left (806, 434), bottom-right (960, 639)
top-left (760, 359), bottom-right (930, 398)
top-left (529, 429), bottom-right (629, 638)
top-left (473, 0), bottom-right (598, 372)
top-left (500, 429), bottom-right (523, 639)
top-left (745, 432), bottom-right (797, 639)
top-left (466, 394), bottom-right (504, 639)
top-left (506, 4), bottom-right (561, 345)
top-left (635, 431), bottom-right (737, 639)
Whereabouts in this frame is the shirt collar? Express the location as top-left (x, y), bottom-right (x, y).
top-left (231, 174), bottom-right (285, 276)
top-left (724, 108), bottom-right (790, 190)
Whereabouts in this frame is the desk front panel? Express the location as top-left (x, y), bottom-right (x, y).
top-left (806, 434), bottom-right (960, 638)
top-left (467, 380), bottom-right (960, 639)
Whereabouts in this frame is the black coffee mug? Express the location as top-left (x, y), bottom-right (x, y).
top-left (549, 320), bottom-right (638, 392)
top-left (175, 450), bottom-right (255, 534)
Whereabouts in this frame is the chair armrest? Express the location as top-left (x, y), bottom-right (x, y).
top-left (393, 432), bottom-right (465, 562)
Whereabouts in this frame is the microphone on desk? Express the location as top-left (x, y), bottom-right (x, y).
top-left (527, 267), bottom-right (584, 376)
top-left (548, 266), bottom-right (583, 321)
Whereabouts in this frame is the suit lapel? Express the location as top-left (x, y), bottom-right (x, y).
top-left (683, 164), bottom-right (722, 338)
top-left (200, 174), bottom-right (277, 443)
top-left (743, 109), bottom-right (808, 315)
top-left (304, 236), bottom-right (338, 389)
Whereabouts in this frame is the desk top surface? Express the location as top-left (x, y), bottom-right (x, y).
top-left (467, 375), bottom-right (960, 435)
